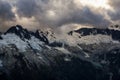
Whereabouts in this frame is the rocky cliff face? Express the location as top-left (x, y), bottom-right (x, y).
top-left (0, 25), bottom-right (120, 80)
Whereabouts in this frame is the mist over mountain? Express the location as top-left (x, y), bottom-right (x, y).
top-left (0, 25), bottom-right (120, 80)
top-left (0, 0), bottom-right (120, 80)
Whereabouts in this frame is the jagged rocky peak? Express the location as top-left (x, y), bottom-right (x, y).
top-left (68, 27), bottom-right (120, 41)
top-left (0, 32), bottom-right (2, 39)
top-left (69, 25), bottom-right (120, 36)
top-left (5, 25), bottom-right (31, 40)
top-left (35, 28), bottom-right (56, 43)
top-left (34, 30), bottom-right (49, 44)
top-left (4, 25), bottom-right (49, 44)
top-left (6, 25), bottom-right (24, 33)
top-left (37, 28), bottom-right (55, 38)
top-left (1, 25), bottom-right (120, 80)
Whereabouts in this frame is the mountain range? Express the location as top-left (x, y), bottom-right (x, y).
top-left (0, 25), bottom-right (120, 80)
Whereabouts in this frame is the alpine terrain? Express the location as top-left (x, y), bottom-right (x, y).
top-left (0, 25), bottom-right (120, 80)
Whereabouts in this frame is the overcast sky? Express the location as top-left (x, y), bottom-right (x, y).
top-left (0, 0), bottom-right (120, 31)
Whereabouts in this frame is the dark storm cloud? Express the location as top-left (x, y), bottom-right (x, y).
top-left (1, 0), bottom-right (119, 31)
top-left (109, 12), bottom-right (120, 21)
top-left (16, 0), bottom-right (39, 18)
top-left (108, 0), bottom-right (120, 21)
top-left (0, 0), bottom-right (15, 32)
top-left (55, 7), bottom-right (110, 27)
top-left (15, 0), bottom-right (110, 27)
top-left (0, 0), bottom-right (15, 21)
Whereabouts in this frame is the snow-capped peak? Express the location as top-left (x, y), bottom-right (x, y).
top-left (0, 25), bottom-right (120, 52)
top-left (0, 25), bottom-right (49, 52)
top-left (36, 28), bottom-right (56, 43)
top-left (5, 25), bottom-right (32, 40)
top-left (66, 27), bottom-right (120, 45)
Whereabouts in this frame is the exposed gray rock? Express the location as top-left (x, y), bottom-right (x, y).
top-left (0, 25), bottom-right (120, 80)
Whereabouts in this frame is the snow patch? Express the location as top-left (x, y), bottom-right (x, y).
top-left (66, 33), bottom-right (120, 45)
top-left (55, 47), bottom-right (71, 54)
top-left (64, 57), bottom-right (71, 61)
top-left (0, 34), bottom-right (44, 52)
top-left (53, 32), bottom-right (119, 46)
top-left (0, 34), bottom-right (28, 52)
top-left (16, 27), bottom-right (19, 30)
top-left (78, 34), bottom-right (119, 44)
top-left (84, 52), bottom-right (90, 58)
top-left (26, 36), bottom-right (43, 51)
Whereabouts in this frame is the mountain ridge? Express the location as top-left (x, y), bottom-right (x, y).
top-left (0, 25), bottom-right (120, 80)
top-left (68, 27), bottom-right (120, 41)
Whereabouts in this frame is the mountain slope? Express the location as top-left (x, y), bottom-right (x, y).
top-left (0, 25), bottom-right (120, 80)
top-left (69, 27), bottom-right (120, 41)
